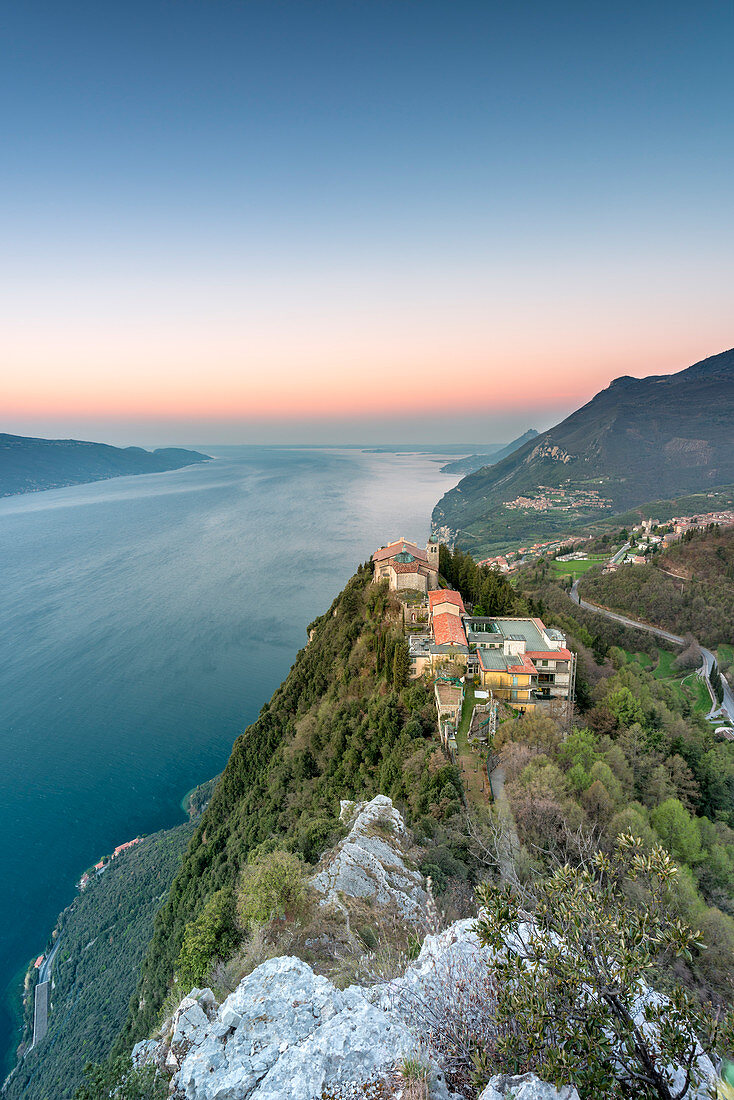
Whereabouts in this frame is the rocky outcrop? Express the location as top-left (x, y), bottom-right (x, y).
top-left (310, 795), bottom-right (427, 919)
top-left (135, 955), bottom-right (457, 1100)
top-left (478, 1076), bottom-right (579, 1100)
top-left (129, 797), bottom-right (716, 1100)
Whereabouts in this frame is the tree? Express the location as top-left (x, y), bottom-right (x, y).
top-left (74, 1056), bottom-right (167, 1100)
top-left (650, 799), bottom-right (703, 867)
top-left (177, 889), bottom-right (238, 990)
top-left (392, 638), bottom-right (410, 690)
top-left (475, 834), bottom-right (733, 1099)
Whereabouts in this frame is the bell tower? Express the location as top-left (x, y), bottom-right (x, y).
top-left (426, 535), bottom-right (440, 575)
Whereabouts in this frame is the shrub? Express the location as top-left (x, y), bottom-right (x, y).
top-left (176, 888), bottom-right (238, 991)
top-left (237, 849), bottom-right (307, 929)
top-left (474, 834), bottom-right (734, 1099)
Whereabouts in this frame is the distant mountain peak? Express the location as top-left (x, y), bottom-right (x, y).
top-left (434, 346), bottom-right (734, 551)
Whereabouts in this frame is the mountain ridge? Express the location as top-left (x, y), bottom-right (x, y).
top-left (440, 428), bottom-right (539, 475)
top-left (0, 433), bottom-right (210, 497)
top-left (433, 348), bottom-right (734, 554)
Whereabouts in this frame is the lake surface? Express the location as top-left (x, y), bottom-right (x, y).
top-left (0, 445), bottom-right (458, 1072)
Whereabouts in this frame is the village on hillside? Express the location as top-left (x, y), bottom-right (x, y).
top-left (478, 508), bottom-right (734, 577)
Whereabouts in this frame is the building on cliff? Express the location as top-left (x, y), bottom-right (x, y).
top-left (372, 536), bottom-right (440, 593)
top-left (409, 590), bottom-right (575, 713)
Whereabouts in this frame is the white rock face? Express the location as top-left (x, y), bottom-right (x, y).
top-left (161, 954), bottom-right (455, 1100)
top-left (311, 795), bottom-right (427, 918)
top-left (478, 1075), bottom-right (579, 1100)
top-left (132, 797), bottom-right (717, 1100)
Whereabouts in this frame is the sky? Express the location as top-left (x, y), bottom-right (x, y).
top-left (2, 0), bottom-right (733, 447)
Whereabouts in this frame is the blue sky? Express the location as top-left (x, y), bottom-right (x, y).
top-left (2, 1), bottom-right (733, 445)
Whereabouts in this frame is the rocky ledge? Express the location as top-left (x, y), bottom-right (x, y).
top-left (128, 795), bottom-right (715, 1100)
top-left (132, 919), bottom-right (575, 1100)
top-left (311, 794), bottom-right (427, 919)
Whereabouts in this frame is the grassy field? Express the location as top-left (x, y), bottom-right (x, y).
top-left (454, 685), bottom-right (491, 807)
top-left (618, 647), bottom-right (654, 671)
top-left (681, 671), bottom-right (713, 715)
top-left (552, 554), bottom-right (608, 578)
top-left (716, 643), bottom-right (733, 672)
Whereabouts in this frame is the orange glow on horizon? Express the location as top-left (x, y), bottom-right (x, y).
top-left (4, 343), bottom-right (706, 423)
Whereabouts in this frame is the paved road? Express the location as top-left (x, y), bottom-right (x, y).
top-left (610, 540), bottom-right (631, 565)
top-left (38, 937), bottom-right (61, 985)
top-left (570, 579), bottom-right (685, 644)
top-left (569, 580), bottom-right (732, 722)
top-left (32, 937), bottom-right (61, 1048)
top-left (698, 645), bottom-right (734, 722)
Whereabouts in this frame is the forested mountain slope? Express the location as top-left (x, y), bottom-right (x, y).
top-left (92, 552), bottom-right (734, 1099)
top-left (115, 567), bottom-right (466, 1052)
top-left (5, 824), bottom-right (194, 1100)
top-left (0, 433), bottom-right (209, 496)
top-left (434, 348), bottom-right (734, 554)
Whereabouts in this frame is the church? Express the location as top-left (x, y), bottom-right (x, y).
top-left (371, 536), bottom-right (440, 593)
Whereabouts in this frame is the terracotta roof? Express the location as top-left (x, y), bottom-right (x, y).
top-left (429, 589), bottom-right (465, 612)
top-left (527, 648), bottom-right (572, 661)
top-left (507, 653), bottom-right (537, 675)
top-left (389, 561), bottom-right (430, 575)
top-left (433, 612), bottom-right (468, 647)
top-left (373, 539), bottom-right (428, 564)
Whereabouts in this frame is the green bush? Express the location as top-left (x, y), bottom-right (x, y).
top-left (237, 850), bottom-right (307, 929)
top-left (475, 834), bottom-right (734, 1099)
top-left (177, 889), bottom-right (238, 989)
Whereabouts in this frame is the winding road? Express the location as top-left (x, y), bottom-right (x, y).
top-left (569, 579), bottom-right (733, 723)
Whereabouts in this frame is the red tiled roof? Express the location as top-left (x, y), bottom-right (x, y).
top-left (390, 561), bottom-right (430, 575)
top-left (507, 653), bottom-right (537, 675)
top-left (429, 589), bottom-right (465, 612)
top-left (373, 540), bottom-right (428, 564)
top-left (527, 648), bottom-right (572, 661)
top-left (433, 612), bottom-right (468, 647)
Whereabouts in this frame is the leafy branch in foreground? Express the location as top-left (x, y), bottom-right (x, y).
top-left (475, 834), bottom-right (734, 1100)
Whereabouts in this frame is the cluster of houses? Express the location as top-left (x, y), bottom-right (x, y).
top-left (371, 537), bottom-right (575, 712)
top-left (78, 836), bottom-right (142, 890)
top-left (636, 511), bottom-right (734, 546)
top-left (478, 536), bottom-right (591, 574)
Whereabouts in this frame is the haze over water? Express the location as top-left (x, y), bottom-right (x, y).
top-left (0, 445), bottom-right (459, 1072)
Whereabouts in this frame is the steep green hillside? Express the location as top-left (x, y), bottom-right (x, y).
top-left (434, 348), bottom-right (734, 554)
top-left (116, 567), bottom-right (465, 1050)
top-left (4, 823), bottom-right (194, 1100)
top-left (581, 524), bottom-right (734, 648)
top-left (0, 433), bottom-right (209, 497)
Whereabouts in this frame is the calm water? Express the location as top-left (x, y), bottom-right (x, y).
top-left (0, 445), bottom-right (458, 1071)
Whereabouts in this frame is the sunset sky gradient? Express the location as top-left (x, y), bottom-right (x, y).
top-left (2, 1), bottom-right (733, 445)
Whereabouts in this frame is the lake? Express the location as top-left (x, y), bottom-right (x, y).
top-left (0, 445), bottom-right (459, 1072)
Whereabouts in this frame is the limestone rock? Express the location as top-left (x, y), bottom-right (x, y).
top-left (478, 1074), bottom-right (580, 1100)
top-left (166, 954), bottom-right (454, 1100)
top-left (311, 794), bottom-right (426, 918)
top-left (130, 1038), bottom-right (158, 1068)
top-left (165, 990), bottom-right (219, 1072)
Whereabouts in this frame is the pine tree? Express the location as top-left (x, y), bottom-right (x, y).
top-left (392, 639), bottom-right (410, 690)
